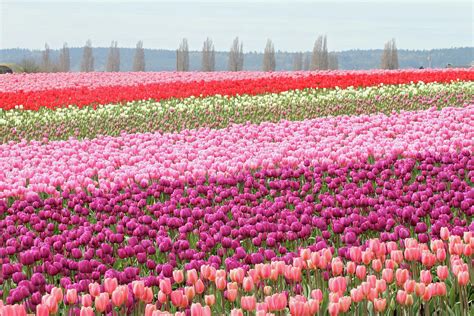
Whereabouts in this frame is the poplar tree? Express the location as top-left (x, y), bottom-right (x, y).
top-left (58, 42), bottom-right (70, 72)
top-left (381, 38), bottom-right (399, 69)
top-left (41, 43), bottom-right (52, 72)
top-left (262, 39), bottom-right (276, 71)
top-left (81, 39), bottom-right (94, 72)
top-left (133, 40), bottom-right (145, 71)
top-left (176, 38), bottom-right (190, 71)
top-left (311, 35), bottom-right (329, 70)
top-left (228, 37), bottom-right (244, 71)
top-left (202, 37), bottom-right (215, 72)
top-left (106, 41), bottom-right (120, 72)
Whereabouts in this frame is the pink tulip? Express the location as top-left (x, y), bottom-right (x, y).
top-left (66, 289), bottom-right (78, 305)
top-left (241, 295), bottom-right (256, 311)
top-left (36, 304), bottom-right (49, 316)
top-left (374, 298), bottom-right (387, 312)
top-left (80, 306), bottom-right (94, 316)
top-left (230, 309), bottom-right (244, 316)
top-left (159, 278), bottom-right (172, 295)
top-left (95, 293), bottom-right (109, 313)
top-left (186, 269), bottom-right (199, 285)
top-left (104, 278), bottom-right (118, 295)
top-left (145, 304), bottom-right (157, 316)
top-left (173, 270), bottom-right (184, 284)
top-left (81, 294), bottom-right (92, 307)
top-left (132, 281), bottom-right (145, 300)
top-left (88, 282), bottom-right (101, 297)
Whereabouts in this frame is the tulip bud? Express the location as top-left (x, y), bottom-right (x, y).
top-left (440, 227), bottom-right (449, 240)
top-left (204, 295), bottom-right (215, 306)
top-left (81, 294), bottom-right (92, 307)
top-left (195, 279), bottom-right (205, 294)
top-left (242, 277), bottom-right (254, 292)
top-left (241, 295), bottom-right (256, 311)
top-left (66, 289), bottom-right (77, 305)
top-left (104, 278), bottom-right (118, 295)
top-left (132, 280), bottom-right (145, 300)
top-left (187, 269), bottom-right (199, 285)
top-left (374, 298), bottom-right (387, 312)
top-left (173, 270), bottom-right (184, 284)
top-left (159, 278), bottom-right (172, 295)
top-left (230, 308), bottom-right (244, 316)
top-left (346, 261), bottom-right (356, 275)
top-left (311, 289), bottom-right (323, 302)
top-left (79, 306), bottom-right (94, 316)
top-left (215, 277), bottom-right (227, 291)
top-left (457, 271), bottom-right (469, 286)
top-left (88, 282), bottom-right (100, 298)
top-left (355, 265), bottom-right (366, 280)
top-left (396, 290), bottom-right (407, 305)
top-left (263, 286), bottom-right (272, 296)
top-left (94, 293), bottom-right (109, 313)
top-left (145, 304), bottom-right (157, 316)
top-left (143, 287), bottom-right (153, 303)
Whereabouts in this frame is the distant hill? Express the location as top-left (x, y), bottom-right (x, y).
top-left (1, 47), bottom-right (472, 71)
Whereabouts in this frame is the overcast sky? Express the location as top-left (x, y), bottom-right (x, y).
top-left (1, 0), bottom-right (472, 52)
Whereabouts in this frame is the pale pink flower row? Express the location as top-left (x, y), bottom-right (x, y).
top-left (0, 71), bottom-right (317, 93)
top-left (1, 69), bottom-right (470, 93)
top-left (0, 106), bottom-right (472, 199)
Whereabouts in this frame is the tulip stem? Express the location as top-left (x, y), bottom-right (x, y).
top-left (423, 303), bottom-right (429, 316)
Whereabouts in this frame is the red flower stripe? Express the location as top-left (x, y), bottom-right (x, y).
top-left (0, 69), bottom-right (472, 111)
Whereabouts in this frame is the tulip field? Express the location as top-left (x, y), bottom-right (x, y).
top-left (0, 69), bottom-right (473, 316)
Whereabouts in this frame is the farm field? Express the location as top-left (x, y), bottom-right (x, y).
top-left (0, 69), bottom-right (473, 315)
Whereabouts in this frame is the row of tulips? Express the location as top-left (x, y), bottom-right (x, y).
top-left (0, 71), bottom-right (314, 93)
top-left (1, 232), bottom-right (472, 315)
top-left (1, 69), bottom-right (473, 110)
top-left (1, 81), bottom-right (472, 142)
top-left (1, 105), bottom-right (472, 199)
top-left (1, 151), bottom-right (472, 312)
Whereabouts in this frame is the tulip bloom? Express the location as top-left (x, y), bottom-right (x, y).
top-left (112, 286), bottom-right (127, 307)
top-left (95, 293), bottom-right (109, 312)
top-left (132, 281), bottom-right (145, 300)
top-left (145, 304), bottom-right (157, 316)
top-left (80, 306), bottom-right (94, 316)
top-left (204, 295), bottom-right (215, 306)
top-left (374, 298), bottom-right (387, 312)
top-left (88, 282), bottom-right (101, 297)
top-left (173, 270), bottom-right (184, 284)
top-left (104, 278), bottom-right (118, 295)
top-left (242, 277), bottom-right (254, 292)
top-left (66, 289), bottom-right (78, 305)
top-left (457, 271), bottom-right (469, 286)
top-left (81, 294), bottom-right (92, 307)
top-left (241, 296), bottom-right (256, 311)
top-left (36, 304), bottom-right (49, 316)
top-left (159, 278), bottom-right (172, 295)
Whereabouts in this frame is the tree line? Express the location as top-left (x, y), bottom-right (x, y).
top-left (20, 37), bottom-right (399, 73)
